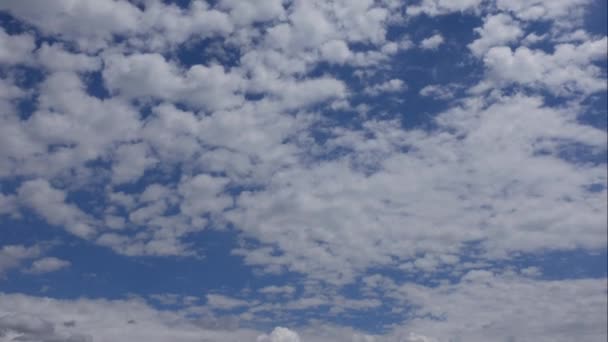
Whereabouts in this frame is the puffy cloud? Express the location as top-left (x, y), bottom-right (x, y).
top-left (111, 142), bottom-right (157, 185)
top-left (496, 0), bottom-right (591, 22)
top-left (0, 0), bottom-right (141, 51)
top-left (0, 245), bottom-right (41, 277)
top-left (17, 179), bottom-right (96, 239)
top-left (0, 28), bottom-right (35, 65)
top-left (219, 0), bottom-right (286, 26)
top-left (0, 293), bottom-right (260, 342)
top-left (419, 33), bottom-right (444, 50)
top-left (229, 94), bottom-right (607, 284)
top-left (36, 43), bottom-right (101, 72)
top-left (0, 1), bottom-right (606, 340)
top-left (407, 0), bottom-right (484, 17)
top-left (257, 327), bottom-right (301, 342)
top-left (468, 13), bottom-right (524, 57)
top-left (402, 334), bottom-right (436, 342)
top-left (102, 53), bottom-right (245, 111)
top-left (320, 40), bottom-right (353, 64)
top-left (475, 36), bottom-right (608, 95)
top-left (0, 0), bottom-right (234, 51)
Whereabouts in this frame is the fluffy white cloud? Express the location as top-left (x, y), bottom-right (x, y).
top-left (111, 142), bottom-right (157, 185)
top-left (320, 40), bottom-right (353, 64)
top-left (257, 327), bottom-right (301, 342)
top-left (496, 0), bottom-right (591, 22)
top-left (0, 245), bottom-right (41, 277)
top-left (229, 94), bottom-right (607, 283)
top-left (0, 1), bottom-right (606, 340)
top-left (475, 36), bottom-right (608, 95)
top-left (469, 13), bottom-right (524, 56)
top-left (102, 53), bottom-right (245, 111)
top-left (219, 0), bottom-right (286, 26)
top-left (36, 43), bottom-right (101, 72)
top-left (0, 293), bottom-right (261, 342)
top-left (0, 0), bottom-right (141, 51)
top-left (17, 179), bottom-right (97, 239)
top-left (419, 33), bottom-right (444, 50)
top-left (0, 28), bottom-right (35, 65)
top-left (0, 0), bottom-right (234, 51)
top-left (407, 0), bottom-right (484, 17)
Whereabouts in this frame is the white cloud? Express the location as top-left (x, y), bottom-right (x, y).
top-left (389, 273), bottom-right (607, 342)
top-left (364, 79), bottom-right (406, 96)
top-left (0, 2), bottom-right (606, 340)
top-left (407, 0), bottom-right (484, 17)
top-left (206, 294), bottom-right (250, 310)
top-left (25, 257), bottom-right (70, 274)
top-left (419, 34), bottom-right (444, 50)
top-left (111, 142), bottom-right (157, 185)
top-left (469, 13), bottom-right (524, 57)
top-left (475, 36), bottom-right (608, 95)
top-left (0, 28), bottom-right (35, 65)
top-left (257, 327), bottom-right (301, 342)
top-left (0, 0), bottom-right (141, 51)
top-left (102, 53), bottom-right (245, 111)
top-left (258, 286), bottom-right (296, 296)
top-left (496, 0), bottom-right (591, 22)
top-left (219, 0), bottom-right (285, 26)
top-left (36, 43), bottom-right (101, 72)
top-left (17, 179), bottom-right (97, 239)
top-left (0, 0), bottom-right (234, 52)
top-left (229, 94), bottom-right (607, 284)
top-left (0, 293), bottom-right (261, 342)
top-left (320, 40), bottom-right (353, 64)
top-left (419, 84), bottom-right (459, 100)
top-left (0, 245), bottom-right (41, 277)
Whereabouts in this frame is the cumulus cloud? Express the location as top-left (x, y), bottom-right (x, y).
top-left (257, 327), bottom-right (301, 342)
top-left (0, 245), bottom-right (41, 277)
top-left (468, 13), bottom-right (524, 56)
top-left (17, 179), bottom-right (97, 239)
top-left (419, 33), bottom-right (444, 50)
top-left (407, 0), bottom-right (484, 17)
top-left (474, 36), bottom-right (608, 95)
top-left (0, 27), bottom-right (35, 65)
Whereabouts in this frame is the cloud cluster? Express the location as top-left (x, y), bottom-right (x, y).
top-left (0, 0), bottom-right (606, 340)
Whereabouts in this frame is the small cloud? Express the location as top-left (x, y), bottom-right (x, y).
top-left (257, 327), bottom-right (300, 342)
top-left (420, 33), bottom-right (444, 50)
top-left (25, 257), bottom-right (70, 274)
top-left (364, 79), bottom-right (406, 96)
top-left (419, 84), bottom-right (460, 100)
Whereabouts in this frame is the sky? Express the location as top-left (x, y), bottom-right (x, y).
top-left (0, 0), bottom-right (606, 341)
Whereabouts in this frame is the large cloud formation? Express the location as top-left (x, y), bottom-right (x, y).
top-left (0, 0), bottom-right (606, 341)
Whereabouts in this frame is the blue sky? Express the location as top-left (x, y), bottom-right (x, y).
top-left (0, 1), bottom-right (606, 341)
